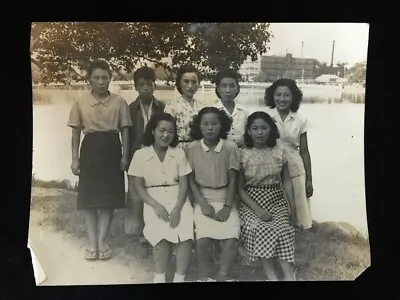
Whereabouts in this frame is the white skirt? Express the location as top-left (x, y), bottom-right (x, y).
top-left (143, 185), bottom-right (194, 246)
top-left (194, 187), bottom-right (240, 240)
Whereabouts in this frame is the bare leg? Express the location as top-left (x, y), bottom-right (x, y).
top-left (98, 209), bottom-right (114, 251)
top-left (217, 238), bottom-right (238, 280)
top-left (260, 258), bottom-right (279, 281)
top-left (84, 209), bottom-right (98, 251)
top-left (277, 259), bottom-right (296, 281)
top-left (196, 238), bottom-right (212, 278)
top-left (153, 239), bottom-right (171, 274)
top-left (175, 240), bottom-right (193, 275)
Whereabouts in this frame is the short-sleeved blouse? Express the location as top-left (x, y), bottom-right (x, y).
top-left (67, 91), bottom-right (132, 134)
top-left (127, 146), bottom-right (192, 188)
top-left (240, 142), bottom-right (288, 186)
top-left (164, 96), bottom-right (206, 141)
top-left (186, 139), bottom-right (240, 189)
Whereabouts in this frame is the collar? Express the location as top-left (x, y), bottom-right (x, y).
top-left (143, 146), bottom-right (176, 161)
top-left (269, 107), bottom-right (295, 121)
top-left (215, 100), bottom-right (244, 114)
top-left (88, 90), bottom-right (112, 107)
top-left (200, 138), bottom-right (224, 152)
top-left (133, 96), bottom-right (161, 108)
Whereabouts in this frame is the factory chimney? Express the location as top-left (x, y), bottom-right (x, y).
top-left (330, 40), bottom-right (335, 68)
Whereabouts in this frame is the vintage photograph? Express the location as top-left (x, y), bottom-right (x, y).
top-left (29, 22), bottom-right (370, 285)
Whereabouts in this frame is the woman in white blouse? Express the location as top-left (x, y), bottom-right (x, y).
top-left (128, 113), bottom-right (194, 283)
top-left (212, 69), bottom-right (249, 148)
top-left (265, 78), bottom-right (314, 230)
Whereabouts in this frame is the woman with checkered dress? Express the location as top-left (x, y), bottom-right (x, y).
top-left (238, 111), bottom-right (297, 281)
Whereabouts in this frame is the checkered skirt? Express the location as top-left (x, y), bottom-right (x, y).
top-left (239, 184), bottom-right (295, 263)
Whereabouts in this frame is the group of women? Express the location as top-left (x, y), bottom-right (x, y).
top-left (68, 60), bottom-right (314, 283)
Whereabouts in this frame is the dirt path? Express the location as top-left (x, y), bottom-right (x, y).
top-left (28, 211), bottom-right (152, 286)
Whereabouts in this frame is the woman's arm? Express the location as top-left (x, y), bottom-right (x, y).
top-left (71, 128), bottom-right (81, 175)
top-left (225, 169), bottom-right (238, 208)
top-left (238, 170), bottom-right (263, 212)
top-left (281, 162), bottom-right (296, 218)
top-left (299, 132), bottom-right (312, 183)
top-left (175, 174), bottom-right (190, 210)
top-left (132, 176), bottom-right (161, 208)
top-left (188, 172), bottom-right (208, 207)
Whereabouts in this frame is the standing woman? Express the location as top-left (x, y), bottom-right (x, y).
top-left (164, 65), bottom-right (206, 150)
top-left (213, 69), bottom-right (249, 148)
top-left (265, 78), bottom-right (314, 230)
top-left (68, 60), bottom-right (132, 261)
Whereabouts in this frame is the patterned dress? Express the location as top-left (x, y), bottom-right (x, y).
top-left (164, 96), bottom-right (206, 150)
top-left (239, 143), bottom-right (295, 263)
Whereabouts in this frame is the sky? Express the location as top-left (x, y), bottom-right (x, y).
top-left (266, 23), bottom-right (369, 67)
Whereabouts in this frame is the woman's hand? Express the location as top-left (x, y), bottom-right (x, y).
top-left (169, 206), bottom-right (181, 228)
top-left (306, 179), bottom-right (314, 197)
top-left (200, 203), bottom-right (215, 219)
top-left (214, 206), bottom-right (231, 222)
top-left (153, 203), bottom-right (170, 222)
top-left (254, 206), bottom-right (272, 222)
top-left (71, 158), bottom-right (80, 176)
top-left (120, 156), bottom-right (130, 172)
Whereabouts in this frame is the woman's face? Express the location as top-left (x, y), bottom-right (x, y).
top-left (217, 77), bottom-right (238, 102)
top-left (200, 112), bottom-right (221, 141)
top-left (88, 68), bottom-right (111, 94)
top-left (273, 85), bottom-right (293, 112)
top-left (180, 72), bottom-right (199, 99)
top-left (248, 118), bottom-right (270, 148)
top-left (153, 120), bottom-right (175, 149)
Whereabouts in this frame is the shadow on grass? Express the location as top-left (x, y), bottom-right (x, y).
top-left (30, 184), bottom-right (371, 281)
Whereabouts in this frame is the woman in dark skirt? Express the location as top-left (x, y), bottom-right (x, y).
top-left (67, 60), bottom-right (132, 261)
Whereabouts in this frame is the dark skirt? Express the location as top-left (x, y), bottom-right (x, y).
top-left (77, 131), bottom-right (126, 210)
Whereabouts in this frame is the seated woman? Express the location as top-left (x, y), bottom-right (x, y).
top-left (238, 111), bottom-right (297, 281)
top-left (128, 113), bottom-right (194, 283)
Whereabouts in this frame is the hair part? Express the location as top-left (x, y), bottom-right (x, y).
top-left (142, 112), bottom-right (179, 147)
top-left (243, 111), bottom-right (280, 148)
top-left (189, 106), bottom-right (233, 140)
top-left (175, 65), bottom-right (202, 95)
top-left (264, 78), bottom-right (303, 112)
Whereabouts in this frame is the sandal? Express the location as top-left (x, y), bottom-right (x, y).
top-left (98, 247), bottom-right (112, 260)
top-left (85, 249), bottom-right (98, 261)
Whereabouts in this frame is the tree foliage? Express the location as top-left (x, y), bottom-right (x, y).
top-left (347, 62), bottom-right (366, 84)
top-left (31, 22), bottom-right (272, 84)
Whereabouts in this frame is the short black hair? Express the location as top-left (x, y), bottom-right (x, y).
top-left (189, 106), bottom-right (232, 140)
top-left (214, 69), bottom-right (241, 99)
top-left (243, 111), bottom-right (280, 148)
top-left (264, 78), bottom-right (303, 112)
top-left (87, 60), bottom-right (112, 78)
top-left (175, 65), bottom-right (202, 95)
top-left (142, 113), bottom-right (179, 147)
top-left (133, 67), bottom-right (156, 85)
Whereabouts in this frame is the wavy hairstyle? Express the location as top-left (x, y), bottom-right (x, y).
top-left (175, 65), bottom-right (202, 95)
top-left (264, 78), bottom-right (303, 112)
top-left (189, 106), bottom-right (233, 140)
top-left (243, 111), bottom-right (280, 148)
top-left (142, 112), bottom-right (179, 147)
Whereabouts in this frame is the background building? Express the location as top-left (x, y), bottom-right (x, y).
top-left (260, 53), bottom-right (319, 82)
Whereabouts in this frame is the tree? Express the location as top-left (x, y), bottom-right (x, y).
top-left (31, 22), bottom-right (272, 84)
top-left (252, 70), bottom-right (268, 82)
top-left (347, 62), bottom-right (367, 84)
